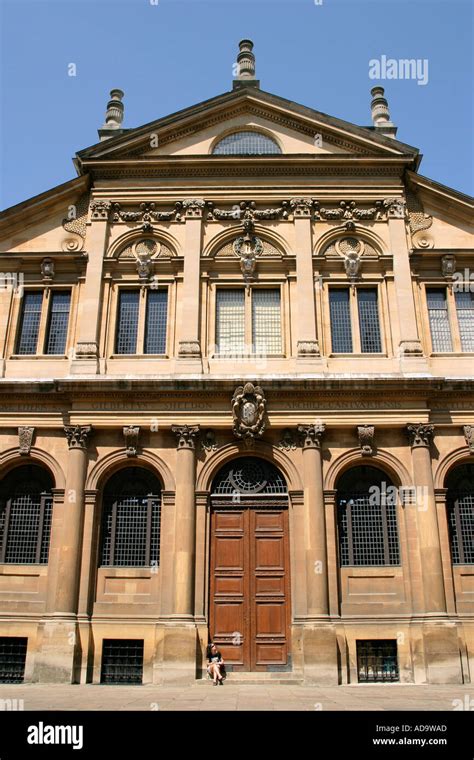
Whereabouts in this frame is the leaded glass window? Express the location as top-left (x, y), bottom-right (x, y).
top-left (337, 466), bottom-right (400, 566)
top-left (446, 464), bottom-right (474, 564)
top-left (45, 291), bottom-right (71, 354)
top-left (427, 288), bottom-right (453, 352)
top-left (358, 289), bottom-right (382, 353)
top-left (212, 131), bottom-right (281, 155)
top-left (252, 289), bottom-right (282, 354)
top-left (116, 291), bottom-right (140, 354)
top-left (16, 292), bottom-right (42, 354)
top-left (455, 290), bottom-right (474, 352)
top-left (329, 289), bottom-right (353, 353)
top-left (144, 290), bottom-right (168, 354)
top-left (216, 290), bottom-right (245, 354)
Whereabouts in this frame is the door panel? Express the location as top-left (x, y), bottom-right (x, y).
top-left (210, 504), bottom-right (290, 671)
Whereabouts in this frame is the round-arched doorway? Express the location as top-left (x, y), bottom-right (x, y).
top-left (209, 457), bottom-right (290, 672)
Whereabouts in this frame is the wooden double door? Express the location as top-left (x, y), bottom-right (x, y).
top-left (209, 502), bottom-right (291, 671)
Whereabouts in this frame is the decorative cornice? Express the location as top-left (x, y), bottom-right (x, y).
top-left (112, 201), bottom-right (178, 231)
top-left (172, 424), bottom-right (200, 449)
top-left (314, 199), bottom-right (384, 221)
top-left (297, 423), bottom-right (326, 449)
top-left (64, 425), bottom-right (93, 450)
top-left (18, 426), bottom-right (35, 455)
top-left (357, 424), bottom-right (375, 455)
top-left (123, 425), bottom-right (140, 457)
top-left (405, 423), bottom-right (434, 448)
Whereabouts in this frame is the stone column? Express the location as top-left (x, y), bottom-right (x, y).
top-left (405, 423), bottom-right (461, 684)
top-left (71, 199), bottom-right (111, 374)
top-left (33, 425), bottom-right (93, 683)
top-left (385, 198), bottom-right (427, 371)
top-left (162, 424), bottom-right (200, 683)
top-left (176, 199), bottom-right (204, 372)
top-left (291, 199), bottom-right (324, 370)
top-left (297, 424), bottom-right (338, 684)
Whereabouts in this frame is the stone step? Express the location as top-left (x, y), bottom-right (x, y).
top-left (196, 672), bottom-right (303, 685)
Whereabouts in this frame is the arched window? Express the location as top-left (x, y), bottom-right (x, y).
top-left (0, 465), bottom-right (53, 564)
top-left (100, 467), bottom-right (162, 568)
top-left (337, 466), bottom-right (400, 566)
top-left (446, 463), bottom-right (474, 564)
top-left (211, 457), bottom-right (287, 497)
top-left (212, 131), bottom-right (281, 155)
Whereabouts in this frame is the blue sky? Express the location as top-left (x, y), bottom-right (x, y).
top-left (0, 0), bottom-right (472, 210)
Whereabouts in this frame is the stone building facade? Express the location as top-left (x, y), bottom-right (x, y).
top-left (0, 41), bottom-right (473, 685)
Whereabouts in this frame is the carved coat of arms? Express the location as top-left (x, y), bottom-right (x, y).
top-left (232, 382), bottom-right (266, 445)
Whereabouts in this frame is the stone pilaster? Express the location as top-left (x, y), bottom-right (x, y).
top-left (291, 199), bottom-right (324, 370)
top-left (405, 423), bottom-right (462, 684)
top-left (176, 200), bottom-right (204, 372)
top-left (386, 199), bottom-right (427, 371)
top-left (33, 425), bottom-right (93, 683)
top-left (70, 199), bottom-right (111, 374)
top-left (162, 424), bottom-right (200, 684)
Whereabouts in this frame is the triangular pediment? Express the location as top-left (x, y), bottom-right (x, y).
top-left (76, 88), bottom-right (419, 166)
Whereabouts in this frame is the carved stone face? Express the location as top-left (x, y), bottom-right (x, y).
top-left (242, 400), bottom-right (257, 425)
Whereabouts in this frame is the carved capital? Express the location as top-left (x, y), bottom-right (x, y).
top-left (463, 425), bottom-right (474, 454)
top-left (181, 198), bottom-right (205, 218)
top-left (64, 425), bottom-right (93, 450)
top-left (406, 423), bottom-right (434, 448)
top-left (75, 341), bottom-right (99, 358)
top-left (441, 254), bottom-right (456, 279)
top-left (123, 425), bottom-right (140, 457)
top-left (399, 340), bottom-right (423, 357)
top-left (178, 340), bottom-right (202, 358)
top-left (90, 200), bottom-right (112, 221)
top-left (172, 424), bottom-right (200, 449)
top-left (357, 424), bottom-right (375, 456)
top-left (297, 340), bottom-right (320, 357)
top-left (40, 258), bottom-right (55, 282)
top-left (290, 197), bottom-right (313, 217)
top-left (18, 426), bottom-right (35, 455)
top-left (383, 197), bottom-right (407, 219)
top-left (297, 423), bottom-right (325, 449)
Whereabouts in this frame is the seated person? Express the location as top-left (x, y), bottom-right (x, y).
top-left (207, 642), bottom-right (225, 685)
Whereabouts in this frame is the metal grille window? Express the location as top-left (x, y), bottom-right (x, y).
top-left (212, 131), bottom-right (281, 155)
top-left (216, 290), bottom-right (245, 354)
top-left (16, 292), bottom-right (43, 354)
top-left (329, 289), bottom-right (353, 353)
top-left (100, 639), bottom-right (144, 684)
top-left (455, 291), bottom-right (474, 352)
top-left (446, 464), bottom-right (474, 564)
top-left (357, 640), bottom-right (399, 683)
top-left (0, 638), bottom-right (28, 683)
top-left (337, 466), bottom-right (400, 566)
top-left (45, 291), bottom-right (71, 354)
top-left (252, 289), bottom-right (282, 354)
top-left (0, 466), bottom-right (54, 564)
top-left (144, 290), bottom-right (168, 354)
top-left (358, 289), bottom-right (382, 353)
top-left (100, 467), bottom-right (161, 567)
top-left (116, 291), bottom-right (140, 354)
top-left (427, 288), bottom-right (453, 352)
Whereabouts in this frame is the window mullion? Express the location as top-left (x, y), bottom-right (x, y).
top-left (347, 502), bottom-right (354, 565)
top-left (37, 290), bottom-right (51, 354)
top-left (110, 502), bottom-right (117, 566)
top-left (448, 287), bottom-right (462, 352)
top-left (136, 288), bottom-right (147, 354)
top-left (1, 499), bottom-right (12, 563)
top-left (245, 287), bottom-right (252, 354)
top-left (145, 497), bottom-right (152, 566)
top-left (453, 499), bottom-right (465, 564)
top-left (351, 288), bottom-right (361, 353)
top-left (35, 494), bottom-right (46, 564)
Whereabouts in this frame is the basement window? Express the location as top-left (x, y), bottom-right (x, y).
top-left (100, 639), bottom-right (144, 684)
top-left (0, 637), bottom-right (28, 683)
top-left (356, 640), bottom-right (399, 683)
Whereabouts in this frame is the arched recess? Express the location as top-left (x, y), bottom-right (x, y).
top-left (202, 224), bottom-right (289, 260)
top-left (0, 447), bottom-right (65, 490)
top-left (434, 447), bottom-right (473, 489)
top-left (313, 225), bottom-right (388, 258)
top-left (106, 228), bottom-right (180, 259)
top-left (209, 127), bottom-right (283, 155)
top-left (196, 440), bottom-right (303, 494)
top-left (324, 447), bottom-right (411, 492)
top-left (86, 449), bottom-right (175, 493)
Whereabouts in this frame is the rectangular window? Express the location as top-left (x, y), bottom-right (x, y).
top-left (116, 291), bottom-right (140, 354)
top-left (100, 639), bottom-right (144, 685)
top-left (329, 289), bottom-right (353, 353)
top-left (427, 288), bottom-right (452, 352)
top-left (16, 292), bottom-right (43, 354)
top-left (252, 289), bottom-right (282, 354)
top-left (216, 289), bottom-right (245, 354)
top-left (358, 288), bottom-right (382, 353)
top-left (144, 290), bottom-right (168, 354)
top-left (0, 637), bottom-right (28, 683)
top-left (455, 290), bottom-right (474, 352)
top-left (356, 640), bottom-right (399, 683)
top-left (45, 291), bottom-right (71, 354)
